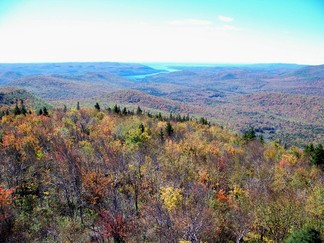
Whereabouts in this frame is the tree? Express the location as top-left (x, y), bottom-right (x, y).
top-left (284, 227), bottom-right (321, 243)
top-left (159, 128), bottom-right (164, 141)
top-left (43, 107), bottom-right (49, 116)
top-left (305, 144), bottom-right (324, 166)
top-left (113, 104), bottom-right (120, 114)
top-left (20, 100), bottom-right (27, 115)
top-left (139, 123), bottom-right (145, 133)
top-left (14, 104), bottom-right (21, 116)
top-left (199, 117), bottom-right (208, 125)
top-left (311, 144), bottom-right (324, 166)
top-left (77, 101), bottom-right (80, 110)
top-left (165, 122), bottom-right (174, 136)
top-left (243, 127), bottom-right (256, 141)
top-left (94, 102), bottom-right (101, 111)
top-left (157, 112), bottom-right (162, 121)
top-left (122, 107), bottom-right (127, 115)
top-left (0, 184), bottom-right (15, 241)
top-left (100, 211), bottom-right (131, 243)
top-left (20, 106), bottom-right (27, 116)
top-left (136, 106), bottom-right (142, 115)
top-left (305, 143), bottom-right (315, 155)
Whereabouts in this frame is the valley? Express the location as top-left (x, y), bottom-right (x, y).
top-left (0, 62), bottom-right (323, 147)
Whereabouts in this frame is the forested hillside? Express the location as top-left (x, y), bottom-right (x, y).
top-left (1, 62), bottom-right (323, 146)
top-left (0, 104), bottom-right (323, 242)
top-left (0, 88), bottom-right (49, 112)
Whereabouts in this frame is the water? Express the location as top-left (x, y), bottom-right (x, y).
top-left (123, 62), bottom-right (241, 81)
top-left (123, 63), bottom-right (179, 80)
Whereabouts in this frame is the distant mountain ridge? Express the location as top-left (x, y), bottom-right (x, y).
top-left (0, 62), bottom-right (161, 81)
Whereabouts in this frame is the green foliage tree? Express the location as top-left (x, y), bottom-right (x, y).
top-left (157, 112), bottom-right (162, 121)
top-left (122, 107), bottom-right (127, 115)
top-left (199, 117), bottom-right (208, 125)
top-left (311, 144), bottom-right (324, 166)
top-left (159, 128), bottom-right (164, 141)
top-left (94, 102), bottom-right (101, 111)
top-left (243, 127), bottom-right (256, 141)
top-left (305, 144), bottom-right (324, 166)
top-left (113, 104), bottom-right (121, 114)
top-left (14, 103), bottom-right (21, 116)
top-left (165, 121), bottom-right (174, 136)
top-left (284, 227), bottom-right (321, 243)
top-left (43, 107), bottom-right (49, 116)
top-left (136, 106), bottom-right (142, 115)
top-left (38, 108), bottom-right (43, 115)
top-left (138, 123), bottom-right (145, 133)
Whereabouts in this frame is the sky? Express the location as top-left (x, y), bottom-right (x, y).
top-left (0, 0), bottom-right (323, 64)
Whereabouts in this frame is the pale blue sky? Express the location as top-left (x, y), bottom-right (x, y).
top-left (0, 0), bottom-right (323, 64)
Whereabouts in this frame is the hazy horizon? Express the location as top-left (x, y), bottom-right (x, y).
top-left (0, 0), bottom-right (323, 64)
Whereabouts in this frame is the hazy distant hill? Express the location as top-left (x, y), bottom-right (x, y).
top-left (292, 64), bottom-right (324, 77)
top-left (138, 64), bottom-right (324, 96)
top-left (0, 62), bottom-right (160, 80)
top-left (7, 72), bottom-right (136, 101)
top-left (0, 71), bottom-right (23, 84)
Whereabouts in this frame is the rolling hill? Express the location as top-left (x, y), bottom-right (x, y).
top-left (0, 62), bottom-right (323, 146)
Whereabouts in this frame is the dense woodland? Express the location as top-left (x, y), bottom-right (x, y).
top-left (0, 102), bottom-right (323, 242)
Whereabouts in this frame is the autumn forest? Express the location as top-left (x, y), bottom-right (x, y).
top-left (0, 101), bottom-right (323, 242)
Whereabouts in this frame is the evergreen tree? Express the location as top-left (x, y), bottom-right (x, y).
top-left (14, 104), bottom-right (21, 116)
top-left (311, 144), bottom-right (324, 166)
top-left (157, 112), bottom-right (162, 121)
top-left (94, 102), bottom-right (101, 111)
top-left (305, 143), bottom-right (315, 155)
top-left (284, 227), bottom-right (321, 243)
top-left (114, 104), bottom-right (121, 114)
top-left (139, 123), bottom-right (145, 133)
top-left (199, 117), bottom-right (208, 125)
top-left (136, 106), bottom-right (142, 115)
top-left (43, 107), bottom-right (49, 116)
top-left (305, 144), bottom-right (324, 166)
top-left (165, 121), bottom-right (174, 136)
top-left (243, 127), bottom-right (256, 141)
top-left (63, 105), bottom-right (67, 113)
top-left (38, 109), bottom-right (43, 115)
top-left (122, 107), bottom-right (127, 115)
top-left (77, 101), bottom-right (80, 110)
top-left (21, 106), bottom-right (27, 115)
top-left (159, 128), bottom-right (164, 141)
top-left (258, 134), bottom-right (264, 143)
top-left (20, 99), bottom-right (27, 115)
